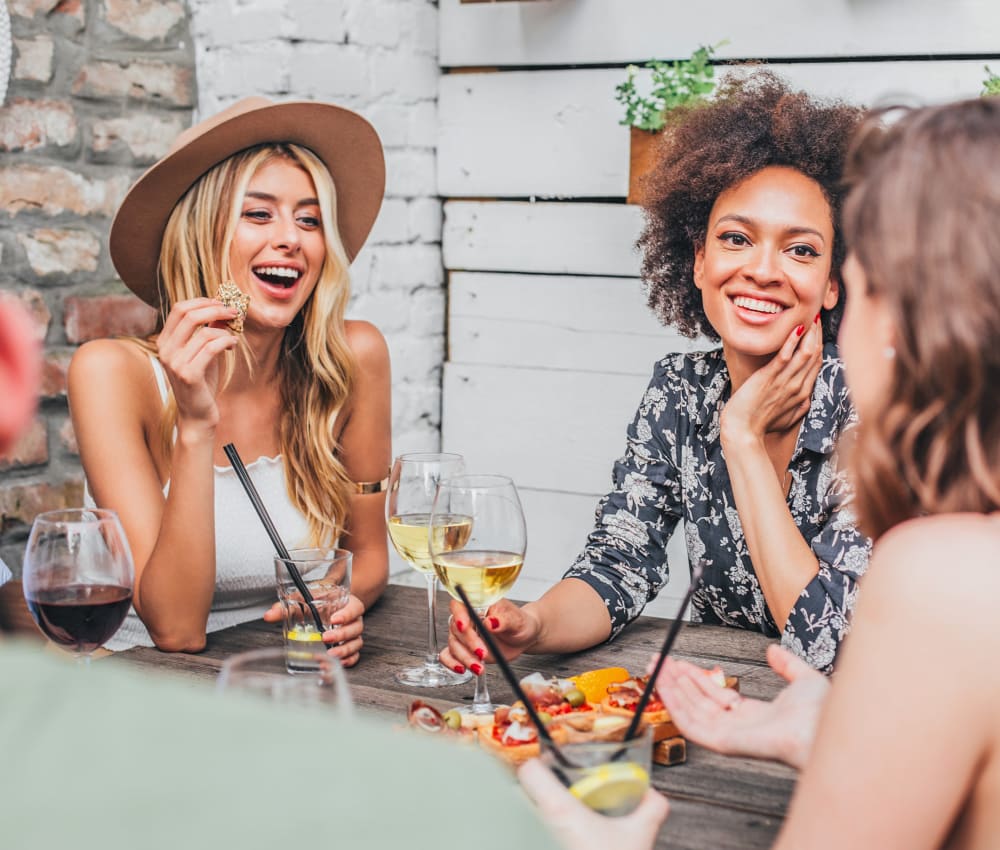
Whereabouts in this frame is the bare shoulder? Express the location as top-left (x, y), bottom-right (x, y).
top-left (861, 513), bottom-right (1000, 636)
top-left (875, 513), bottom-right (1000, 576)
top-left (344, 320), bottom-right (390, 374)
top-left (68, 339), bottom-right (150, 390)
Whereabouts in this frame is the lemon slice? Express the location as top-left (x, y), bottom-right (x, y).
top-left (287, 628), bottom-right (324, 642)
top-left (572, 667), bottom-right (630, 704)
top-left (568, 762), bottom-right (650, 816)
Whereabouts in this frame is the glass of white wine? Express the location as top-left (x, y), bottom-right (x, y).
top-left (386, 453), bottom-right (474, 687)
top-left (430, 473), bottom-right (526, 716)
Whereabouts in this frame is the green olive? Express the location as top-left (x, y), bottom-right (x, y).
top-left (564, 687), bottom-right (587, 708)
top-left (537, 711), bottom-right (552, 726)
top-left (442, 709), bottom-right (462, 730)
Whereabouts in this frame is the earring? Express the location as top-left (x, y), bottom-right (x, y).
top-left (883, 346), bottom-right (896, 360)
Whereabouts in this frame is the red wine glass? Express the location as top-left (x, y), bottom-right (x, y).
top-left (22, 508), bottom-right (135, 665)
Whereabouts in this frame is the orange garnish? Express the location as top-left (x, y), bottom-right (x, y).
top-left (572, 667), bottom-right (631, 704)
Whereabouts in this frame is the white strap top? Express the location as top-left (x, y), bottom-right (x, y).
top-left (92, 355), bottom-right (311, 651)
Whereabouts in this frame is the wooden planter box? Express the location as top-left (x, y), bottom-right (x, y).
top-left (628, 126), bottom-right (662, 205)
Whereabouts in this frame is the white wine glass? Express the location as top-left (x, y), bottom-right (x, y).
top-left (386, 452), bottom-right (473, 687)
top-left (430, 473), bottom-right (526, 716)
top-left (22, 508), bottom-right (135, 665)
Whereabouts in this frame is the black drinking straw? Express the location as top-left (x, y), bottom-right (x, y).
top-left (223, 443), bottom-right (326, 635)
top-left (621, 561), bottom-right (706, 743)
top-left (454, 583), bottom-right (574, 770)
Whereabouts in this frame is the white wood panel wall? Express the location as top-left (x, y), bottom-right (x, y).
top-left (436, 5), bottom-right (999, 619)
top-left (441, 0), bottom-right (1000, 67)
top-left (439, 61), bottom-right (993, 198)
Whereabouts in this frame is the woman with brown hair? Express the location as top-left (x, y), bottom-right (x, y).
top-left (68, 99), bottom-right (391, 660)
top-left (444, 71), bottom-right (870, 677)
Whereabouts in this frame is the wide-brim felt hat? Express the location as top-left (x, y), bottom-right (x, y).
top-left (110, 97), bottom-right (385, 308)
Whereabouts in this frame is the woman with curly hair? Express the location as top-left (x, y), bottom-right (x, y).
top-left (68, 98), bottom-right (391, 660)
top-left (443, 71), bottom-right (870, 676)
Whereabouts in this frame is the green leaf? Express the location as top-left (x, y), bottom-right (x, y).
top-left (615, 43), bottom-right (724, 129)
top-left (983, 65), bottom-right (1000, 97)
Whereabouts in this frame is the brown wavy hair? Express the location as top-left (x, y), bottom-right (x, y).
top-left (842, 97), bottom-right (1000, 539)
top-left (638, 69), bottom-right (864, 344)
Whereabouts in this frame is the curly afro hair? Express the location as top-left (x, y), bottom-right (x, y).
top-left (638, 68), bottom-right (864, 343)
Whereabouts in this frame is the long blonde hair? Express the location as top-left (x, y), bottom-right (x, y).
top-left (842, 98), bottom-right (1000, 539)
top-left (147, 143), bottom-right (356, 546)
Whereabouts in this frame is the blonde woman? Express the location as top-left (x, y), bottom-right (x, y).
top-left (69, 99), bottom-right (391, 662)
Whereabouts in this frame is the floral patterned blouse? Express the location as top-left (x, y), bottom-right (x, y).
top-left (564, 343), bottom-right (872, 673)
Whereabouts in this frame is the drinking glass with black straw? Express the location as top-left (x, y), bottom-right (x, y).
top-left (223, 443), bottom-right (326, 636)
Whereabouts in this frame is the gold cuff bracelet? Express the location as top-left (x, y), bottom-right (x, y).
top-left (353, 474), bottom-right (390, 495)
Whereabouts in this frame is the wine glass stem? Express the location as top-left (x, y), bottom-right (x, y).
top-left (471, 607), bottom-right (492, 714)
top-left (424, 574), bottom-right (441, 667)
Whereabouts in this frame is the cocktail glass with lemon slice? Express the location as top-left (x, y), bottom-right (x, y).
top-left (541, 726), bottom-right (653, 817)
top-left (275, 548), bottom-right (352, 674)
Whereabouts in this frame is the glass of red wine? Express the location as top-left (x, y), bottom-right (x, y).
top-left (23, 508), bottom-right (135, 664)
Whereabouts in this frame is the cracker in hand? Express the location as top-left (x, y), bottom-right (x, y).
top-left (217, 281), bottom-right (250, 333)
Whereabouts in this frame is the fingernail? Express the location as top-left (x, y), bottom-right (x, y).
top-left (795, 324), bottom-right (805, 337)
top-left (488, 617), bottom-right (500, 630)
top-left (453, 664), bottom-right (466, 674)
top-left (470, 663), bottom-right (483, 675)
top-left (814, 312), bottom-right (821, 324)
top-left (455, 619), bottom-right (465, 633)
top-left (474, 647), bottom-right (486, 661)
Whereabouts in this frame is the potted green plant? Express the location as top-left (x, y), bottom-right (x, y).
top-left (615, 44), bottom-right (722, 203)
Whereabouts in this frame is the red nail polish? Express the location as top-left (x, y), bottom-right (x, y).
top-left (470, 663), bottom-right (483, 675)
top-left (453, 664), bottom-right (466, 674)
top-left (814, 312), bottom-right (821, 324)
top-left (474, 647), bottom-right (486, 661)
top-left (795, 324), bottom-right (805, 337)
top-left (488, 617), bottom-right (500, 630)
top-left (455, 620), bottom-right (465, 633)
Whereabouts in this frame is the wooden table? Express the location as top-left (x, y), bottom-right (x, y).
top-left (110, 584), bottom-right (795, 850)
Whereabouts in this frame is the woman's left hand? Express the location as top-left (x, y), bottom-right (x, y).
top-left (518, 760), bottom-right (670, 850)
top-left (722, 316), bottom-right (823, 442)
top-left (263, 594), bottom-right (366, 667)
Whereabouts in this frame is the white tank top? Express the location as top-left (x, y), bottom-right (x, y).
top-left (91, 355), bottom-right (311, 651)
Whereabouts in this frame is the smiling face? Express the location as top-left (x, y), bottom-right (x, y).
top-left (693, 166), bottom-right (839, 373)
top-left (228, 156), bottom-right (327, 331)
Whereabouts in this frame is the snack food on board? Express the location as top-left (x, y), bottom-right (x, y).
top-left (406, 700), bottom-right (475, 741)
top-left (477, 701), bottom-right (570, 766)
top-left (407, 665), bottom-right (736, 770)
top-left (217, 281), bottom-right (250, 333)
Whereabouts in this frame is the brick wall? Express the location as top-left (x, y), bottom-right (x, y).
top-left (0, 0), bottom-right (194, 574)
top-left (188, 0), bottom-right (444, 455)
top-left (0, 0), bottom-right (445, 577)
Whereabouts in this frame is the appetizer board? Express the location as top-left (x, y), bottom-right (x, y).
top-left (407, 665), bottom-right (738, 768)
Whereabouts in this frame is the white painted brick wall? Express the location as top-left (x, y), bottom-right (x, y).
top-left (187, 0), bottom-right (444, 460)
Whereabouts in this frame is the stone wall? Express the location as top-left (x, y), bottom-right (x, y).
top-left (0, 0), bottom-right (195, 573)
top-left (0, 0), bottom-right (444, 575)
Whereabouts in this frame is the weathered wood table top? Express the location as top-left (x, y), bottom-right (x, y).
top-left (109, 583), bottom-right (795, 850)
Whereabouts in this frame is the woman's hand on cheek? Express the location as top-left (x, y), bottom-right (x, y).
top-left (721, 317), bottom-right (823, 443)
